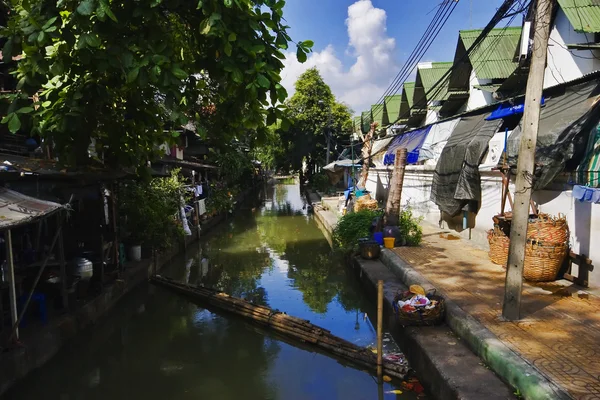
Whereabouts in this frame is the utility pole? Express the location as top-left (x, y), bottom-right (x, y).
top-left (502, 0), bottom-right (554, 321)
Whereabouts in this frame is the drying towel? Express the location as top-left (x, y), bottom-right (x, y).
top-left (573, 185), bottom-right (600, 203)
top-left (197, 199), bottom-right (207, 215)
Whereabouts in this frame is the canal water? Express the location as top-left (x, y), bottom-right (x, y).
top-left (5, 182), bottom-right (418, 400)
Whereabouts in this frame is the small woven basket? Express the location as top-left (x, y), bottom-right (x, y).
top-left (526, 213), bottom-right (569, 245)
top-left (523, 240), bottom-right (568, 282)
top-left (392, 291), bottom-right (445, 326)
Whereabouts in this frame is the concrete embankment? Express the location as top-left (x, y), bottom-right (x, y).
top-left (305, 189), bottom-right (515, 399)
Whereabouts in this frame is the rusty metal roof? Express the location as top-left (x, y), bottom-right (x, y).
top-left (459, 27), bottom-right (521, 80)
top-left (558, 0), bottom-right (600, 33)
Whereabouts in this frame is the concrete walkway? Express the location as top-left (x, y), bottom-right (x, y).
top-left (389, 223), bottom-right (600, 400)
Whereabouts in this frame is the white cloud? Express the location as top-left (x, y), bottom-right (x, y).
top-left (281, 0), bottom-right (398, 114)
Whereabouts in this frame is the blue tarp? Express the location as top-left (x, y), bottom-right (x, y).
top-left (485, 97), bottom-right (545, 121)
top-left (384, 126), bottom-right (432, 165)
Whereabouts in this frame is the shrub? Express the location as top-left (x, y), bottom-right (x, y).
top-left (398, 208), bottom-right (423, 246)
top-left (333, 209), bottom-right (382, 251)
top-left (311, 172), bottom-right (331, 193)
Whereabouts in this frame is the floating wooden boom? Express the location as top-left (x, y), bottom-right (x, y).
top-left (150, 275), bottom-right (408, 380)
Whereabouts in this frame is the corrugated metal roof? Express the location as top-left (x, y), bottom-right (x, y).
top-left (459, 27), bottom-right (521, 80)
top-left (353, 116), bottom-right (362, 132)
top-left (361, 110), bottom-right (372, 134)
top-left (0, 188), bottom-right (64, 229)
top-left (371, 104), bottom-right (386, 126)
top-left (417, 62), bottom-right (453, 101)
top-left (384, 95), bottom-right (402, 123)
top-left (398, 83), bottom-right (415, 124)
top-left (558, 0), bottom-right (600, 33)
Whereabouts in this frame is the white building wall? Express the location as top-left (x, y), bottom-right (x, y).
top-left (465, 70), bottom-right (495, 111)
top-left (424, 109), bottom-right (439, 125)
top-left (545, 8), bottom-right (600, 88)
top-left (367, 167), bottom-right (600, 289)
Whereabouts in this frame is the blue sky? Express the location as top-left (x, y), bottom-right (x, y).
top-left (280, 0), bottom-right (509, 114)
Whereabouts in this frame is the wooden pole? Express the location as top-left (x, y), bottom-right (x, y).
top-left (385, 148), bottom-right (408, 226)
top-left (5, 230), bottom-right (18, 340)
top-left (58, 218), bottom-right (68, 311)
top-left (502, 0), bottom-right (553, 321)
top-left (8, 223), bottom-right (62, 342)
top-left (358, 122), bottom-right (377, 189)
top-left (376, 280), bottom-right (384, 381)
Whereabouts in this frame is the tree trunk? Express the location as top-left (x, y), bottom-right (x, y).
top-left (385, 148), bottom-right (408, 226)
top-left (358, 122), bottom-right (378, 189)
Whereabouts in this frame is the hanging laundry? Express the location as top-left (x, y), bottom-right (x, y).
top-left (194, 185), bottom-right (203, 197)
top-left (573, 185), bottom-right (600, 203)
top-left (197, 198), bottom-right (207, 215)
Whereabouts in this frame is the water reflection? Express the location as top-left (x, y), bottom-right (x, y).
top-left (4, 183), bottom-right (416, 400)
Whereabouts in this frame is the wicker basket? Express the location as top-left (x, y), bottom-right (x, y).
top-left (354, 195), bottom-right (378, 212)
top-left (523, 240), bottom-right (568, 282)
top-left (392, 292), bottom-right (445, 326)
top-left (526, 213), bottom-right (569, 245)
top-left (487, 227), bottom-right (510, 266)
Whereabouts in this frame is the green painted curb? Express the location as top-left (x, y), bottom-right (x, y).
top-left (380, 249), bottom-right (571, 400)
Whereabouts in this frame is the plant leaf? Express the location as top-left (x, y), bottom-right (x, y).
top-left (8, 114), bottom-right (21, 133)
top-left (256, 74), bottom-right (270, 89)
top-left (199, 19), bottom-right (211, 35)
top-left (171, 66), bottom-right (188, 80)
top-left (296, 47), bottom-right (307, 63)
top-left (77, 0), bottom-right (95, 15)
top-left (16, 107), bottom-right (34, 114)
top-left (127, 67), bottom-right (140, 83)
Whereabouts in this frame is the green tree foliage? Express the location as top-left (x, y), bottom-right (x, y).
top-left (281, 68), bottom-right (352, 176)
top-left (0, 0), bottom-right (312, 169)
top-left (119, 169), bottom-right (189, 250)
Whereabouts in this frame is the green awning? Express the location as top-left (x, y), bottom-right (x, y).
top-left (473, 83), bottom-right (503, 93)
top-left (567, 42), bottom-right (600, 50)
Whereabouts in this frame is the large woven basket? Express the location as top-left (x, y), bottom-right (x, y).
top-left (487, 228), bottom-right (567, 281)
top-left (523, 240), bottom-right (568, 282)
top-left (487, 226), bottom-right (510, 266)
top-left (526, 213), bottom-right (569, 245)
top-left (392, 291), bottom-right (445, 326)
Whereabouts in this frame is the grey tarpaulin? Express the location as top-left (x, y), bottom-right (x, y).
top-left (507, 79), bottom-right (600, 189)
top-left (431, 114), bottom-right (502, 216)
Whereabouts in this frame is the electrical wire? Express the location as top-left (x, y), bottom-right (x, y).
top-left (369, 0), bottom-right (459, 117)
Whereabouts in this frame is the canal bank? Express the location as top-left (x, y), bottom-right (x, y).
top-left (0, 185), bottom-right (256, 397)
top-left (306, 188), bottom-right (516, 399)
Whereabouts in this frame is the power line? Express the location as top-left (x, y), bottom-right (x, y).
top-left (369, 0), bottom-right (459, 118)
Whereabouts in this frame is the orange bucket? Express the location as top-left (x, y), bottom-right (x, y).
top-left (383, 237), bottom-right (395, 249)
